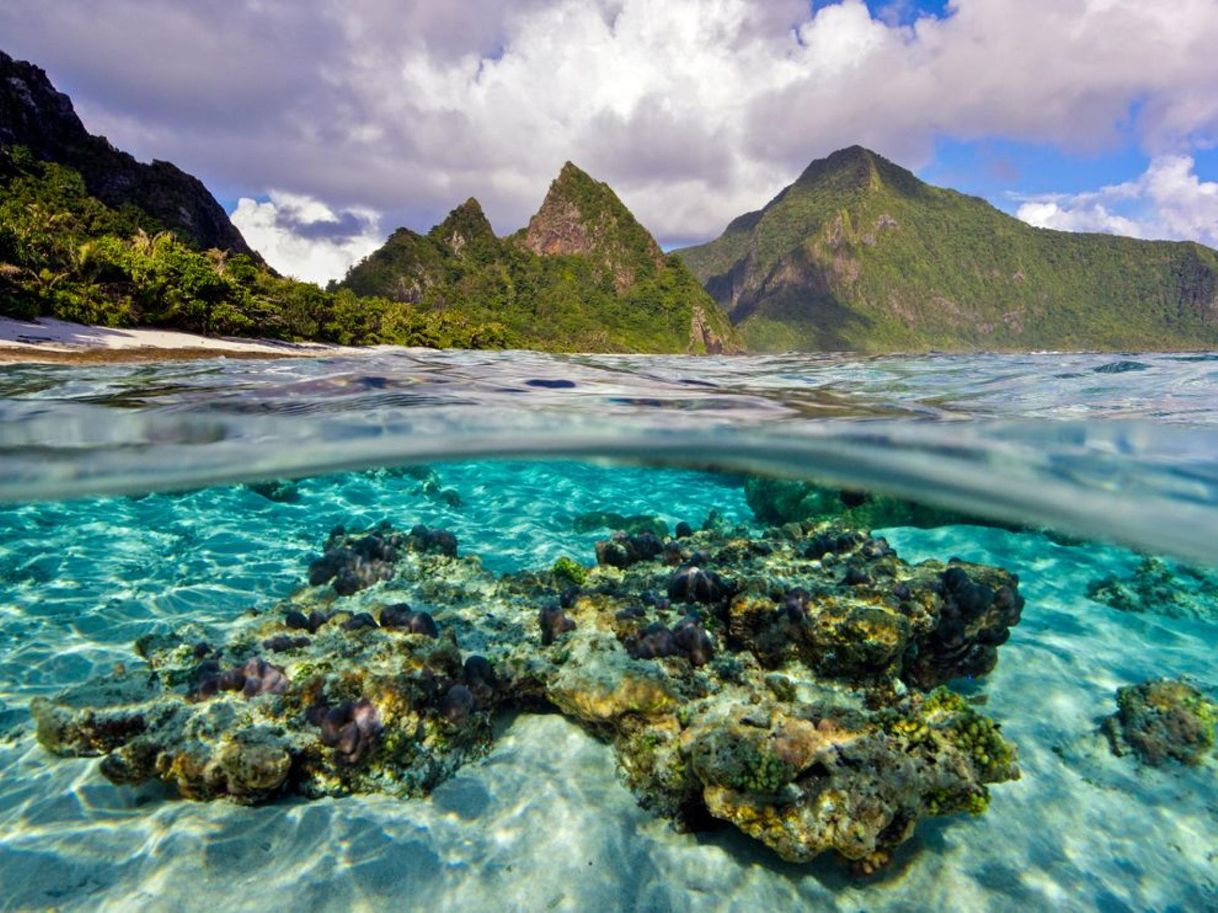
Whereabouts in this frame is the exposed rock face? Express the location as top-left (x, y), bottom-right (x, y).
top-left (524, 195), bottom-right (591, 258)
top-left (518, 161), bottom-right (662, 293)
top-left (689, 304), bottom-right (725, 355)
top-left (521, 161), bottom-right (665, 291)
top-left (0, 50), bottom-right (255, 256)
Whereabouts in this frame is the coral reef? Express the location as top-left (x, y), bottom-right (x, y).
top-left (32, 514), bottom-right (1025, 870)
top-left (573, 512), bottom-right (670, 537)
top-left (1087, 557), bottom-right (1218, 620)
top-left (307, 521), bottom-right (458, 595)
top-left (744, 477), bottom-right (1018, 532)
top-left (1102, 678), bottom-right (1217, 767)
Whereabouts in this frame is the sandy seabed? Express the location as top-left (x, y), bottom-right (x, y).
top-left (0, 523), bottom-right (1215, 912)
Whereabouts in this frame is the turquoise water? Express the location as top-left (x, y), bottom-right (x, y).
top-left (1, 350), bottom-right (1217, 912)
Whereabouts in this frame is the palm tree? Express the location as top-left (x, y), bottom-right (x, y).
top-left (205, 247), bottom-right (229, 275)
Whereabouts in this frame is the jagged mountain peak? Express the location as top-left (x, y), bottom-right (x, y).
top-left (521, 161), bottom-right (664, 286)
top-left (430, 197), bottom-right (497, 258)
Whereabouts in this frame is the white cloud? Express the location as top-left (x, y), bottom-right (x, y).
top-left (229, 193), bottom-right (383, 285)
top-left (5, 0), bottom-right (1218, 271)
top-left (1016, 155), bottom-right (1218, 247)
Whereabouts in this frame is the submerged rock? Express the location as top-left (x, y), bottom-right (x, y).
top-left (1087, 557), bottom-right (1218, 621)
top-left (244, 479), bottom-right (302, 503)
top-left (306, 521), bottom-right (459, 595)
top-left (1103, 678), bottom-right (1217, 767)
top-left (32, 513), bottom-right (1025, 870)
top-left (574, 511), bottom-right (670, 537)
top-left (744, 476), bottom-right (1017, 532)
top-left (595, 531), bottom-right (665, 568)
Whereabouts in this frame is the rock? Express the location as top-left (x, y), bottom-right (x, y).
top-left (1103, 678), bottom-right (1217, 766)
top-left (244, 479), bottom-right (301, 503)
top-left (0, 50), bottom-right (257, 255)
top-left (596, 531), bottom-right (665, 568)
top-left (307, 522), bottom-right (459, 595)
top-left (574, 512), bottom-right (670, 537)
top-left (32, 513), bottom-right (1024, 871)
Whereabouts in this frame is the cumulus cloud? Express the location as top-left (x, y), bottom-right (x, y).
top-left (1016, 155), bottom-right (1218, 247)
top-left (229, 193), bottom-right (382, 284)
top-left (4, 0), bottom-right (1218, 280)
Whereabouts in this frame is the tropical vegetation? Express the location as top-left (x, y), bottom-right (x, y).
top-left (0, 145), bottom-right (513, 348)
top-left (339, 163), bottom-right (736, 353)
top-left (677, 146), bottom-right (1218, 352)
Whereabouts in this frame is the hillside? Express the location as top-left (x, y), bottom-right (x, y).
top-left (677, 146), bottom-right (1218, 352)
top-left (0, 50), bottom-right (254, 257)
top-left (340, 163), bottom-right (738, 354)
top-left (0, 144), bottom-right (513, 346)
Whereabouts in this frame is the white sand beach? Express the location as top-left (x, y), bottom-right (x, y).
top-left (0, 316), bottom-right (339, 362)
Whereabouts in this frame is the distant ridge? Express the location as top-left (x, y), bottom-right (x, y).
top-left (677, 146), bottom-right (1218, 352)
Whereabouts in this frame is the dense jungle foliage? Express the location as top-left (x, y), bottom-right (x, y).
top-left (0, 146), bottom-right (513, 348)
top-left (679, 146), bottom-right (1218, 352)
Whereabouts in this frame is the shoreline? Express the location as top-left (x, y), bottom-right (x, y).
top-left (0, 315), bottom-right (340, 364)
top-left (0, 344), bottom-right (300, 364)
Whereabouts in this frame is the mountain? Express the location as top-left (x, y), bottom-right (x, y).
top-left (0, 49), bottom-right (519, 349)
top-left (677, 146), bottom-right (1218, 352)
top-left (340, 163), bottom-right (738, 354)
top-left (0, 50), bottom-right (254, 256)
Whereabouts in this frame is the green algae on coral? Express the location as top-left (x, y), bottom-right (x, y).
top-left (550, 555), bottom-right (590, 588)
top-left (1087, 557), bottom-right (1218, 621)
top-left (31, 513), bottom-right (1025, 871)
top-left (1103, 678), bottom-right (1217, 767)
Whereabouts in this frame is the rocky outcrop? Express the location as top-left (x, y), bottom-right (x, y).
top-left (689, 304), bottom-right (726, 354)
top-left (521, 161), bottom-right (664, 291)
top-left (32, 512), bottom-right (1024, 872)
top-left (0, 50), bottom-right (256, 256)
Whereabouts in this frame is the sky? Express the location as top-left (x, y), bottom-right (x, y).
top-left (3, 0), bottom-right (1218, 284)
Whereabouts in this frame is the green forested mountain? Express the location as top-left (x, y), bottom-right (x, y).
top-left (677, 146), bottom-right (1218, 352)
top-left (339, 163), bottom-right (739, 354)
top-left (0, 145), bottom-right (513, 347)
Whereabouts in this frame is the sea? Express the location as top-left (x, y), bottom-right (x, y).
top-left (0, 348), bottom-right (1215, 912)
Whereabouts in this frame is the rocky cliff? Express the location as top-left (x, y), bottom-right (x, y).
top-left (0, 50), bottom-right (255, 256)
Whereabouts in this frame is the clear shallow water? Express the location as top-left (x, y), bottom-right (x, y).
top-left (4, 349), bottom-right (1218, 561)
top-left (0, 349), bottom-right (1216, 912)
